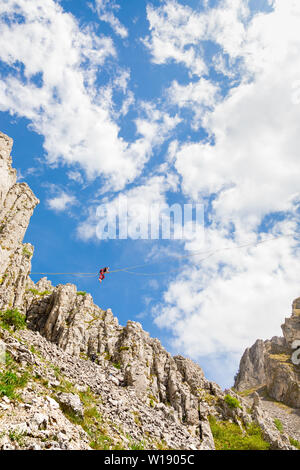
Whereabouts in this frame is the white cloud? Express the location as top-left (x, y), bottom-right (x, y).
top-left (93, 0), bottom-right (128, 38)
top-left (77, 171), bottom-right (180, 241)
top-left (153, 221), bottom-right (300, 386)
top-left (47, 191), bottom-right (77, 212)
top-left (143, 1), bottom-right (207, 77)
top-left (173, 0), bottom-right (300, 228)
top-left (143, 0), bottom-right (250, 77)
top-left (67, 170), bottom-right (83, 184)
top-left (0, 0), bottom-right (175, 193)
top-left (145, 0), bottom-right (300, 386)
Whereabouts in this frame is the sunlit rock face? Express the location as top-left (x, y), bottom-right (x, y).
top-left (235, 299), bottom-right (300, 408)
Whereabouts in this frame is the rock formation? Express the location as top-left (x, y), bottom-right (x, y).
top-left (235, 300), bottom-right (300, 408)
top-left (0, 131), bottom-right (298, 450)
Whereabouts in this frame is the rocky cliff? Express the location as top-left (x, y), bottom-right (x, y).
top-left (235, 301), bottom-right (300, 408)
top-left (0, 131), bottom-right (298, 451)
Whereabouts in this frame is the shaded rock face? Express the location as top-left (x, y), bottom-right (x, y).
top-left (0, 131), bottom-right (39, 312)
top-left (235, 302), bottom-right (300, 408)
top-left (0, 131), bottom-right (297, 450)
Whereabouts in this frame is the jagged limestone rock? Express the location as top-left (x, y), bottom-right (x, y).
top-left (0, 131), bottom-right (39, 312)
top-left (27, 283), bottom-right (121, 357)
top-left (235, 300), bottom-right (300, 408)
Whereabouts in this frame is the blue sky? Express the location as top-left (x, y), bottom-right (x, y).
top-left (1, 0), bottom-right (300, 388)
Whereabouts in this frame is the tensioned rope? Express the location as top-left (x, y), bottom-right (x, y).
top-left (111, 233), bottom-right (296, 276)
top-left (23, 232), bottom-right (296, 278)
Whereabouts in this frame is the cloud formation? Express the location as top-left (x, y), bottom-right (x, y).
top-left (143, 0), bottom-right (250, 76)
top-left (146, 0), bottom-right (300, 384)
top-left (47, 191), bottom-right (77, 212)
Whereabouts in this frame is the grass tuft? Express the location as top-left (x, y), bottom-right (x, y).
top-left (0, 353), bottom-right (29, 400)
top-left (209, 416), bottom-right (270, 450)
top-left (0, 309), bottom-right (26, 331)
top-left (274, 418), bottom-right (283, 433)
top-left (289, 437), bottom-right (300, 449)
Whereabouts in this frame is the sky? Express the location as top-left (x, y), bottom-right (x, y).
top-left (0, 0), bottom-right (300, 388)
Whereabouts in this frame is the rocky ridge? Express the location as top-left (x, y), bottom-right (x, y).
top-left (235, 299), bottom-right (300, 408)
top-left (0, 131), bottom-right (298, 450)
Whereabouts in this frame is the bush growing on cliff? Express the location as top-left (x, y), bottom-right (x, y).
top-left (208, 416), bottom-right (270, 450)
top-left (289, 437), bottom-right (300, 449)
top-left (26, 288), bottom-right (51, 297)
top-left (224, 394), bottom-right (242, 409)
top-left (0, 308), bottom-right (26, 330)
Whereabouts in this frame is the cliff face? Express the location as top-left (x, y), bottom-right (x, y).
top-left (0, 132), bottom-right (39, 313)
top-left (0, 131), bottom-right (298, 450)
top-left (235, 301), bottom-right (300, 408)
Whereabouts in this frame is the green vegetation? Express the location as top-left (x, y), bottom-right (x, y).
top-left (132, 411), bottom-right (141, 426)
top-left (0, 308), bottom-right (26, 331)
top-left (29, 345), bottom-right (42, 358)
top-left (269, 353), bottom-right (291, 363)
top-left (274, 418), bottom-right (284, 433)
top-left (154, 440), bottom-right (170, 450)
top-left (289, 437), bottom-right (300, 449)
top-left (77, 291), bottom-right (87, 296)
top-left (112, 362), bottom-right (121, 369)
top-left (0, 353), bottom-right (29, 400)
top-left (0, 274), bottom-right (8, 285)
top-left (51, 365), bottom-right (61, 380)
top-left (22, 247), bottom-right (32, 259)
top-left (148, 394), bottom-right (157, 408)
top-left (79, 352), bottom-right (89, 361)
top-left (57, 384), bottom-right (123, 450)
top-left (224, 394), bottom-right (242, 409)
top-left (54, 376), bottom-right (76, 395)
top-left (209, 416), bottom-right (270, 450)
top-left (119, 346), bottom-right (130, 352)
top-left (9, 429), bottom-right (26, 446)
top-left (26, 288), bottom-right (51, 297)
top-left (129, 440), bottom-right (145, 450)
